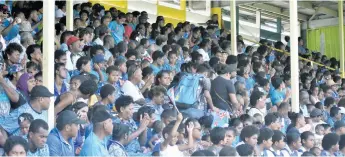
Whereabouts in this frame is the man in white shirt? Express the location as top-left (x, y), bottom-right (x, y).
top-left (65, 36), bottom-right (83, 71)
top-left (197, 39), bottom-right (211, 61)
top-left (121, 65), bottom-right (146, 112)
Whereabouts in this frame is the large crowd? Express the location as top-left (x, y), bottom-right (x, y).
top-left (0, 1), bottom-right (344, 157)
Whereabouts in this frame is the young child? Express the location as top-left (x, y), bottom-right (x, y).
top-left (160, 112), bottom-right (194, 157)
top-left (149, 120), bottom-right (164, 149)
top-left (271, 130), bottom-right (286, 156)
top-left (16, 113), bottom-right (34, 139)
top-left (105, 65), bottom-right (122, 101)
top-left (258, 128), bottom-right (274, 156)
top-left (207, 127), bottom-right (228, 155)
top-left (238, 125), bottom-right (260, 147)
top-left (236, 143), bottom-right (254, 156)
top-left (229, 118), bottom-right (243, 147)
top-left (224, 127), bottom-right (236, 147)
top-left (314, 124), bottom-right (324, 148)
top-left (114, 58), bottom-right (128, 80)
top-left (198, 115), bottom-right (213, 136)
top-left (163, 51), bottom-right (180, 74)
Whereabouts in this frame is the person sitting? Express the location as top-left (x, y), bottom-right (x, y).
top-left (80, 109), bottom-right (113, 156)
top-left (108, 123), bottom-right (130, 157)
top-left (47, 110), bottom-right (86, 156)
top-left (0, 86), bottom-right (53, 140)
top-left (27, 119), bottom-right (49, 156)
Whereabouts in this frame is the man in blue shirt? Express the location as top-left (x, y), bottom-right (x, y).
top-left (80, 109), bottom-right (113, 156)
top-left (47, 110), bottom-right (86, 156)
top-left (108, 12), bottom-right (126, 44)
top-left (0, 85), bottom-right (53, 135)
top-left (27, 119), bottom-right (50, 156)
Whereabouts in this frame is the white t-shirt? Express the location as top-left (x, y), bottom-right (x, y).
top-left (197, 48), bottom-right (210, 61)
top-left (55, 9), bottom-right (66, 18)
top-left (65, 51), bottom-right (74, 71)
top-left (160, 145), bottom-right (183, 157)
top-left (248, 107), bottom-right (265, 122)
top-left (121, 80), bottom-right (144, 101)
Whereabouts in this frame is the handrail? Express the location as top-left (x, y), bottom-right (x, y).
top-left (242, 36), bottom-right (342, 73)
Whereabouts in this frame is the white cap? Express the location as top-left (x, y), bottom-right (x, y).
top-left (339, 107), bottom-right (345, 114)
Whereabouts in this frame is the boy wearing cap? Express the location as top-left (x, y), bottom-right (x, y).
top-left (80, 109), bottom-right (113, 156)
top-left (90, 54), bottom-right (106, 82)
top-left (310, 108), bottom-right (326, 132)
top-left (0, 85), bottom-right (53, 141)
top-left (47, 110), bottom-right (86, 156)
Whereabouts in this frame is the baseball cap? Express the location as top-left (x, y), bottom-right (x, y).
top-left (310, 108), bottom-right (323, 118)
top-left (91, 109), bottom-right (112, 123)
top-left (56, 110), bottom-right (86, 129)
top-left (93, 54), bottom-right (106, 63)
top-left (67, 36), bottom-right (80, 46)
top-left (30, 85), bottom-right (54, 99)
top-left (335, 121), bottom-right (345, 130)
top-left (8, 64), bottom-right (23, 75)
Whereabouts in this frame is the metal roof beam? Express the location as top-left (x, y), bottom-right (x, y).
top-left (316, 6), bottom-right (338, 17)
top-left (297, 1), bottom-right (338, 17)
top-left (245, 3), bottom-right (308, 21)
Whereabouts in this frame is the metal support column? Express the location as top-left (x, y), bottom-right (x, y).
top-left (66, 0), bottom-right (74, 31)
top-left (256, 11), bottom-right (261, 41)
top-left (230, 0), bottom-right (237, 55)
top-left (339, 0), bottom-right (345, 78)
top-left (43, 0), bottom-right (55, 130)
top-left (236, 6), bottom-right (239, 35)
top-left (277, 17), bottom-right (282, 40)
top-left (290, 0), bottom-right (299, 113)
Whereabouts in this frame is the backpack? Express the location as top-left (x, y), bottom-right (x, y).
top-left (174, 73), bottom-right (204, 109)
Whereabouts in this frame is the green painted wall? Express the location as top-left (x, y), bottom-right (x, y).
top-left (307, 25), bottom-right (345, 60)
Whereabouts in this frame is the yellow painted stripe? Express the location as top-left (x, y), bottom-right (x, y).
top-left (157, 0), bottom-right (186, 27)
top-left (90, 0), bottom-right (128, 13)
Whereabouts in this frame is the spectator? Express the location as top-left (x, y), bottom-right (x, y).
top-left (321, 133), bottom-right (340, 156)
top-left (27, 119), bottom-right (49, 156)
top-left (236, 143), bottom-right (254, 156)
top-left (300, 131), bottom-right (315, 153)
top-left (197, 39), bottom-right (211, 62)
top-left (80, 109), bottom-right (113, 156)
top-left (65, 36), bottom-right (83, 71)
top-left (26, 44), bottom-right (42, 70)
top-left (211, 64), bottom-right (239, 112)
top-left (109, 12), bottom-right (126, 44)
top-left (3, 136), bottom-right (28, 156)
top-left (47, 110), bottom-right (86, 156)
top-left (121, 65), bottom-right (146, 109)
top-left (54, 63), bottom-right (68, 98)
top-left (108, 123), bottom-right (130, 157)
top-left (113, 95), bottom-right (150, 155)
top-left (16, 73), bottom-right (36, 101)
top-left (54, 79), bottom-right (97, 115)
top-left (0, 85), bottom-right (53, 136)
top-left (281, 132), bottom-right (302, 156)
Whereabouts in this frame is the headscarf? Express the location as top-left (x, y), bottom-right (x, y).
top-left (16, 73), bottom-right (34, 99)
